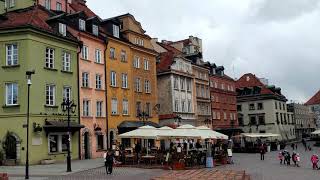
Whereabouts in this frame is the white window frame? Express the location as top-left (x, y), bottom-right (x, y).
top-left (82, 45), bottom-right (89, 60)
top-left (56, 2), bottom-right (62, 11)
top-left (79, 19), bottom-right (86, 31)
top-left (5, 0), bottom-right (15, 8)
top-left (92, 24), bottom-right (99, 36)
top-left (5, 83), bottom-right (18, 105)
top-left (96, 101), bottom-right (103, 117)
top-left (174, 100), bottom-right (179, 112)
top-left (111, 98), bottom-right (118, 115)
top-left (122, 99), bottom-right (129, 115)
top-left (187, 100), bottom-right (192, 112)
top-left (135, 78), bottom-right (141, 92)
top-left (95, 49), bottom-right (102, 63)
top-left (113, 24), bottom-right (120, 38)
top-left (46, 84), bottom-right (55, 106)
top-left (45, 48), bottom-right (55, 69)
top-left (82, 72), bottom-right (89, 87)
top-left (144, 58), bottom-right (149, 70)
top-left (59, 23), bottom-right (66, 36)
top-left (122, 73), bottom-right (128, 88)
top-left (120, 50), bottom-right (127, 62)
top-left (95, 74), bottom-right (102, 89)
top-left (83, 100), bottom-right (90, 116)
top-left (110, 47), bottom-right (115, 59)
top-left (110, 71), bottom-right (117, 87)
top-left (48, 133), bottom-right (71, 153)
top-left (44, 0), bottom-right (51, 9)
top-left (6, 44), bottom-right (18, 66)
top-left (63, 86), bottom-right (71, 101)
top-left (62, 52), bottom-right (71, 71)
top-left (144, 79), bottom-right (151, 93)
top-left (133, 56), bottom-right (140, 68)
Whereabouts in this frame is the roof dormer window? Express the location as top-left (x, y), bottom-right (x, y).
top-left (92, 24), bottom-right (99, 36)
top-left (113, 24), bottom-right (120, 38)
top-left (45, 0), bottom-right (51, 10)
top-left (59, 23), bottom-right (66, 36)
top-left (79, 19), bottom-right (86, 31)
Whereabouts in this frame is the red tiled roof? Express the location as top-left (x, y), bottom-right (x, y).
top-left (158, 43), bottom-right (182, 55)
top-left (159, 114), bottom-right (178, 120)
top-left (306, 90), bottom-right (320, 105)
top-left (236, 73), bottom-right (275, 95)
top-left (69, 0), bottom-right (98, 18)
top-left (0, 6), bottom-right (53, 32)
top-left (157, 43), bottom-right (183, 73)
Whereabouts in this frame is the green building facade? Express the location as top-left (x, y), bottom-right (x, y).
top-left (0, 0), bottom-right (36, 14)
top-left (0, 25), bottom-right (81, 165)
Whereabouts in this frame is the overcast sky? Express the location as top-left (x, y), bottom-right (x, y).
top-left (87, 0), bottom-right (320, 103)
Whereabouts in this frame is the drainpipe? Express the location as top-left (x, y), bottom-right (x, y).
top-left (104, 37), bottom-right (109, 148)
top-left (77, 41), bottom-right (83, 160)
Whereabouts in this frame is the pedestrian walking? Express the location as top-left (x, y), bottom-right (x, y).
top-left (291, 143), bottom-right (295, 150)
top-left (260, 144), bottom-right (266, 160)
top-left (311, 154), bottom-right (319, 170)
top-left (227, 148), bottom-right (233, 164)
top-left (302, 139), bottom-right (307, 151)
top-left (278, 151), bottom-right (284, 164)
top-left (285, 151), bottom-right (291, 165)
top-left (104, 150), bottom-right (114, 174)
top-left (295, 153), bottom-right (300, 167)
top-left (292, 152), bottom-right (297, 166)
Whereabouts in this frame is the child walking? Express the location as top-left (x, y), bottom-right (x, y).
top-left (311, 154), bottom-right (319, 170)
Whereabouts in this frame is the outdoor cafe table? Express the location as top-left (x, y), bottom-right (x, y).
top-left (141, 155), bottom-right (156, 165)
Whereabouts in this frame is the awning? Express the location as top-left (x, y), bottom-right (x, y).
top-left (241, 133), bottom-right (280, 138)
top-left (118, 125), bottom-right (159, 139)
top-left (43, 120), bottom-right (84, 132)
top-left (311, 129), bottom-right (320, 135)
top-left (117, 121), bottom-right (160, 128)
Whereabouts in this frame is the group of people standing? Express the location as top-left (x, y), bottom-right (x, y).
top-left (278, 150), bottom-right (300, 167)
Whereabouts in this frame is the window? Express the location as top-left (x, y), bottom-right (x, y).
top-left (144, 59), bottom-right (149, 70)
top-left (122, 73), bottom-right (128, 88)
top-left (82, 72), bottom-right (89, 87)
top-left (46, 85), bottom-right (55, 106)
top-left (49, 135), bottom-right (58, 153)
top-left (92, 25), bottom-right (99, 36)
top-left (63, 86), bottom-right (71, 101)
top-left (174, 76), bottom-right (179, 89)
top-left (120, 50), bottom-right (127, 62)
top-left (6, 44), bottom-right (18, 66)
top-left (136, 101), bottom-right (141, 116)
top-left (95, 49), bottom-right (102, 63)
top-left (181, 100), bottom-right (185, 112)
top-left (133, 56), bottom-right (140, 68)
top-left (188, 100), bottom-right (192, 112)
top-left (122, 99), bottom-right (129, 115)
top-left (237, 105), bottom-right (242, 111)
top-left (96, 101), bottom-right (103, 117)
top-left (82, 45), bottom-right (89, 60)
top-left (110, 47), bottom-right (116, 59)
top-left (111, 98), bottom-right (118, 115)
top-left (283, 103), bottom-right (286, 111)
top-left (250, 116), bottom-right (256, 125)
top-left (238, 117), bottom-right (244, 126)
top-left (174, 100), bottom-right (179, 112)
top-left (62, 52), bottom-right (71, 71)
top-left (217, 112), bottom-right (220, 119)
top-left (258, 116), bottom-right (265, 125)
top-left (110, 71), bottom-right (117, 87)
top-left (275, 101), bottom-right (278, 109)
top-left (79, 19), bottom-right (86, 31)
top-left (113, 24), bottom-right (120, 38)
top-left (224, 112), bottom-right (227, 120)
top-left (212, 111), bottom-right (216, 119)
top-left (214, 82), bottom-right (218, 88)
top-left (146, 102), bottom-right (151, 116)
top-left (279, 102), bottom-right (282, 110)
top-left (95, 74), bottom-right (102, 89)
top-left (5, 83), bottom-right (18, 105)
top-left (187, 79), bottom-right (191, 91)
top-left (59, 23), bottom-right (66, 36)
top-left (180, 78), bottom-right (185, 90)
top-left (145, 80), bottom-right (151, 93)
top-left (56, 2), bottom-right (62, 11)
top-left (5, 0), bottom-right (15, 8)
top-left (44, 0), bottom-right (51, 9)
top-left (249, 103), bottom-right (255, 110)
top-left (45, 48), bottom-right (54, 68)
top-left (83, 100), bottom-right (90, 116)
top-left (135, 78), bottom-right (141, 92)
top-left (257, 103), bottom-right (263, 110)
top-left (276, 113), bottom-right (279, 124)
top-left (221, 83), bottom-right (225, 90)
top-left (97, 135), bottom-right (104, 150)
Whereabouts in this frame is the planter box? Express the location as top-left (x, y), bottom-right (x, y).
top-left (40, 159), bottom-right (56, 165)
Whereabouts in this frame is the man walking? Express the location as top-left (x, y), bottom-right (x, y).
top-left (260, 144), bottom-right (266, 160)
top-left (104, 150), bottom-right (114, 175)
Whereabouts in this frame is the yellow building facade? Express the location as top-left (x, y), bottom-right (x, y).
top-left (103, 14), bottom-right (159, 147)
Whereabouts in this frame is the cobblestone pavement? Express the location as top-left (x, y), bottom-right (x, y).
top-left (215, 142), bottom-right (320, 180)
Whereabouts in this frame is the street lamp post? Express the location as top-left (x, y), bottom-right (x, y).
top-left (138, 111), bottom-right (149, 125)
top-left (61, 99), bottom-right (77, 172)
top-left (25, 70), bottom-right (35, 180)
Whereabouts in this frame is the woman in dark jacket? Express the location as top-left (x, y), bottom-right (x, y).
top-left (104, 150), bottom-right (114, 174)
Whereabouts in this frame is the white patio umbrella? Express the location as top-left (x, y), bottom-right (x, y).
top-left (196, 126), bottom-right (229, 140)
top-left (311, 129), bottom-right (320, 135)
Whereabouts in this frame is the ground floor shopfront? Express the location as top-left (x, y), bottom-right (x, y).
top-left (0, 115), bottom-right (83, 165)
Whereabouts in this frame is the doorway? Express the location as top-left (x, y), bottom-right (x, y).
top-left (84, 132), bottom-right (90, 159)
top-left (4, 135), bottom-right (17, 160)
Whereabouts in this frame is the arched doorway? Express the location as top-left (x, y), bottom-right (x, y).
top-left (84, 132), bottom-right (90, 159)
top-left (4, 135), bottom-right (17, 160)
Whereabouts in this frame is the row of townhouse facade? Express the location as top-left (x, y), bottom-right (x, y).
top-left (0, 0), bottom-right (158, 165)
